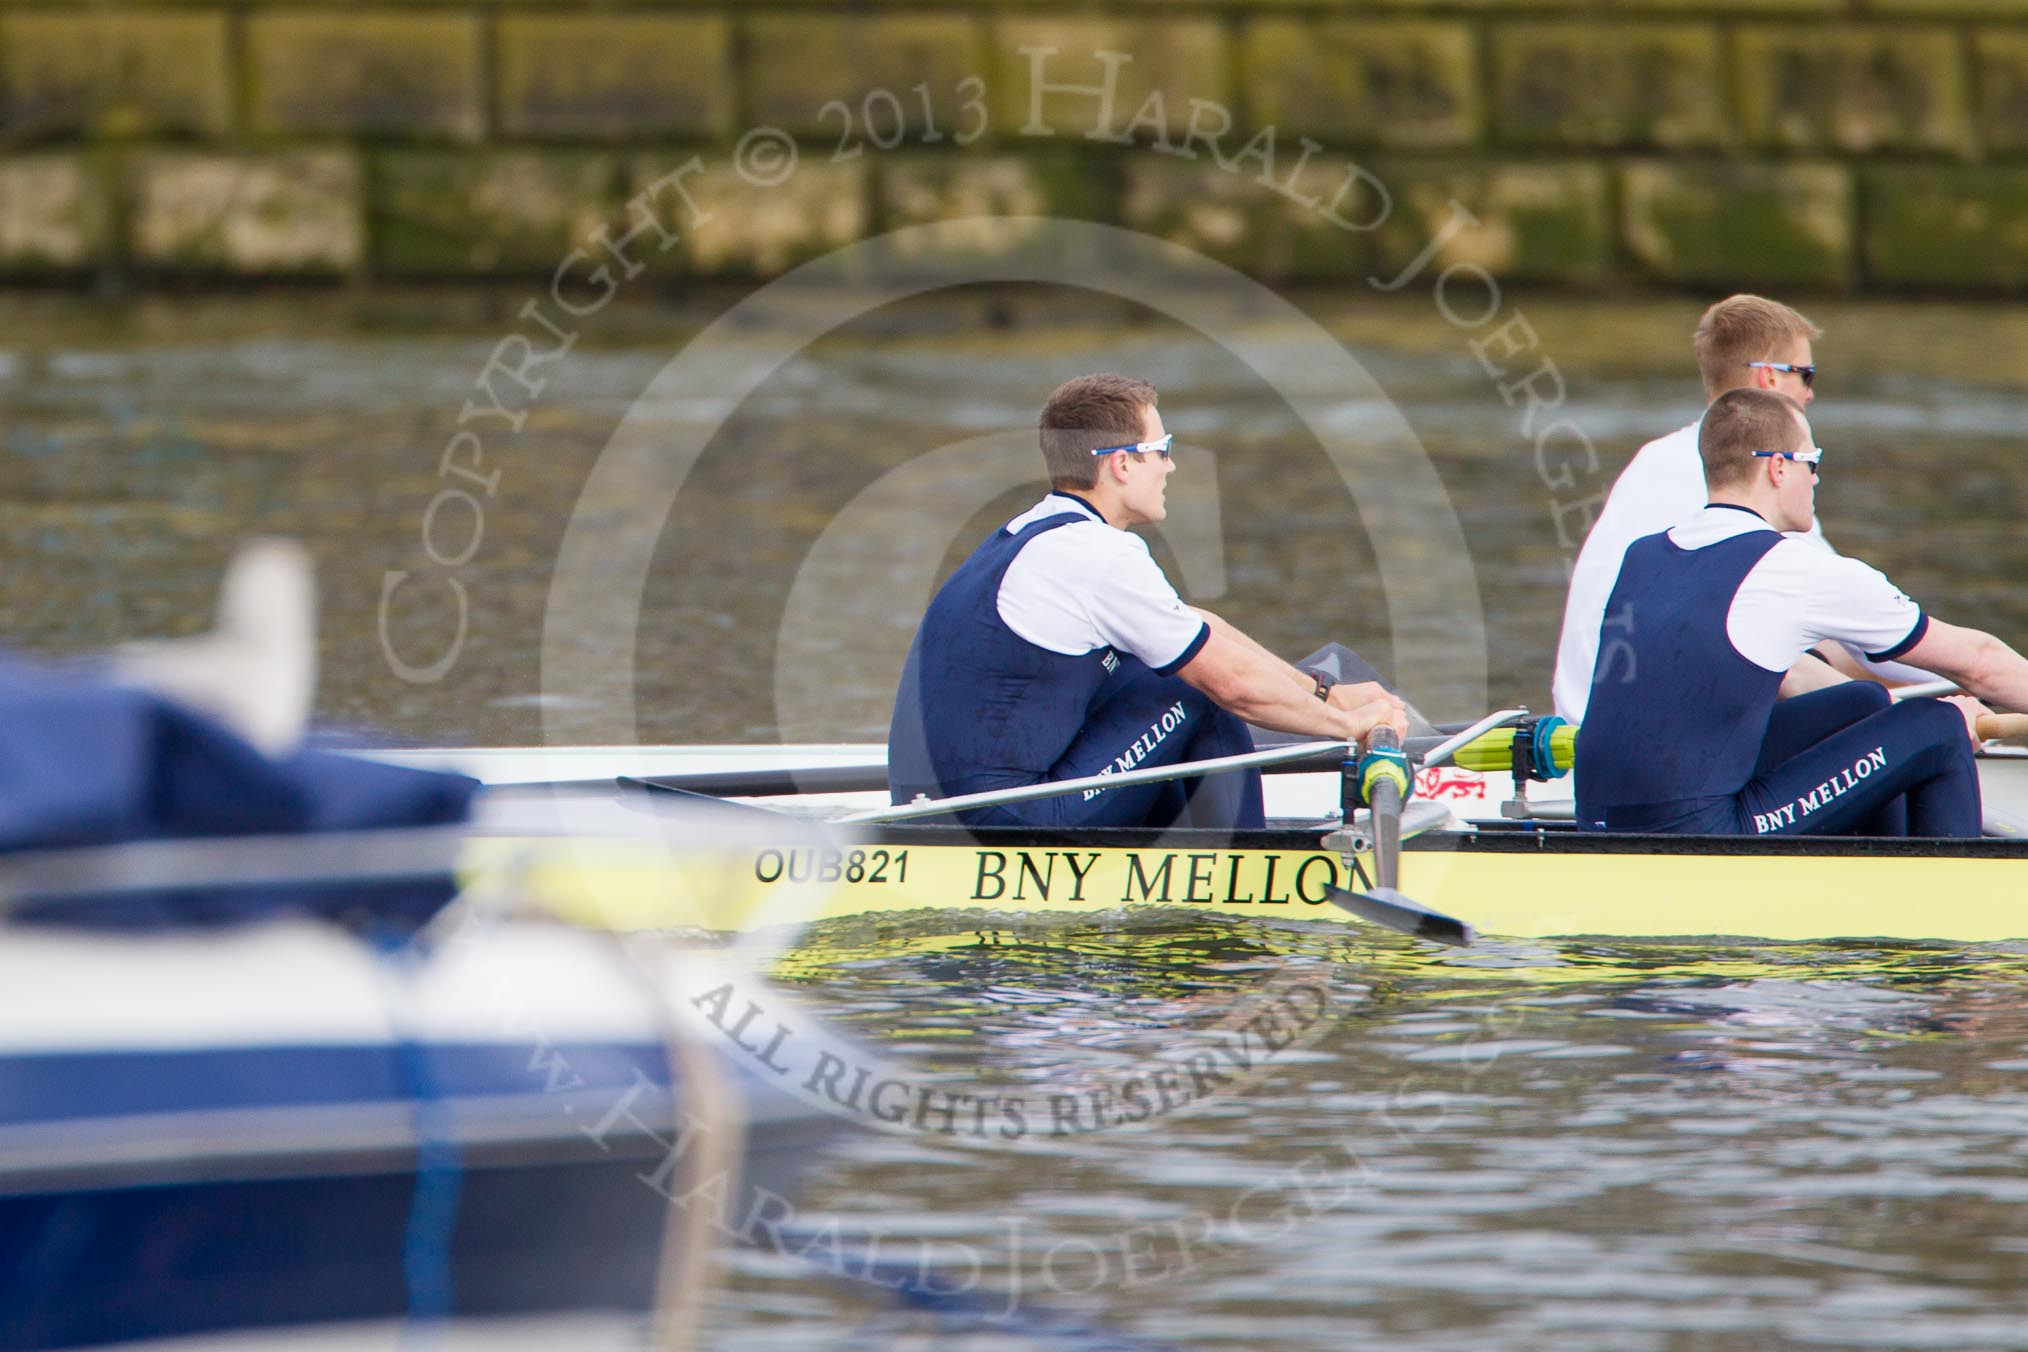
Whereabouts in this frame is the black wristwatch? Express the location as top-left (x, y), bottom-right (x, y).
top-left (1310, 672), bottom-right (1334, 701)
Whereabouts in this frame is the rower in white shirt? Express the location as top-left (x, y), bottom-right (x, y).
top-left (1552, 294), bottom-right (1924, 723)
top-left (885, 373), bottom-right (1405, 829)
top-left (1574, 388), bottom-right (2028, 838)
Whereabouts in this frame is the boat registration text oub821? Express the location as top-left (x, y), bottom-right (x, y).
top-left (750, 844), bottom-right (1361, 907)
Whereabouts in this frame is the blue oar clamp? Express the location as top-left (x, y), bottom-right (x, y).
top-left (1356, 742), bottom-right (1412, 808)
top-left (1531, 714), bottom-right (1572, 781)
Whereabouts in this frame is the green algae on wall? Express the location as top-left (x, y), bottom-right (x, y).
top-left (0, 0), bottom-right (2019, 293)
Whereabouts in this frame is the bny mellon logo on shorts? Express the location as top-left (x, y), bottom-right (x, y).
top-left (1753, 746), bottom-right (1889, 833)
top-left (1083, 700), bottom-right (1189, 800)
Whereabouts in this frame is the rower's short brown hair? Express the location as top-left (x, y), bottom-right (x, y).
top-left (1693, 295), bottom-right (1822, 400)
top-left (1700, 388), bottom-right (1807, 491)
top-left (1039, 373), bottom-right (1157, 491)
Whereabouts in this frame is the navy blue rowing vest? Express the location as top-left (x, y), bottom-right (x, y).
top-left (1575, 520), bottom-right (1785, 827)
top-left (888, 512), bottom-right (1127, 804)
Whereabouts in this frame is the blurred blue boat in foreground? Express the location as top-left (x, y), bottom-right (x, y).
top-left (0, 853), bottom-right (843, 1350)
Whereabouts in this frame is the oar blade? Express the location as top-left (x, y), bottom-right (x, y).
top-left (1324, 885), bottom-right (1476, 947)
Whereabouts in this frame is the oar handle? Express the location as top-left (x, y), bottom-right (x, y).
top-left (1978, 713), bottom-right (2028, 743)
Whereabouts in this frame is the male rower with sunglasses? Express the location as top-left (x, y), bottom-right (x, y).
top-left (1552, 294), bottom-right (1912, 724)
top-left (1574, 388), bottom-right (2028, 838)
top-left (887, 372), bottom-right (1406, 828)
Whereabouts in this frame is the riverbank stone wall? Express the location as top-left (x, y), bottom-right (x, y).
top-left (2, 2), bottom-right (2026, 292)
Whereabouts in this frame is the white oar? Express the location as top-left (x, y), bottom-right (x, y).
top-left (839, 738), bottom-right (1350, 824)
top-left (1892, 679), bottom-right (1960, 701)
top-left (1409, 709), bottom-right (1529, 769)
top-left (845, 708), bottom-right (1530, 826)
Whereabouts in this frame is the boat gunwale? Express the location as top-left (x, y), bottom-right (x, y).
top-left (856, 822), bottom-right (2028, 860)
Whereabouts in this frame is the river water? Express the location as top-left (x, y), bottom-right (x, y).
top-left (733, 920), bottom-right (2028, 1349)
top-left (7, 289), bottom-right (2026, 741)
top-left (6, 289), bottom-right (2028, 1348)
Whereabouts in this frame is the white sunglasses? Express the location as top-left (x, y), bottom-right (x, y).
top-left (1752, 446), bottom-right (1824, 474)
top-left (1090, 433), bottom-right (1173, 458)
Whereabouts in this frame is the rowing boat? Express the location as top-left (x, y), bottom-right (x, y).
top-left (0, 874), bottom-right (845, 1350)
top-left (376, 745), bottom-right (2028, 946)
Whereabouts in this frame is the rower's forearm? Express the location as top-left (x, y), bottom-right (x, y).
top-left (1216, 684), bottom-right (1355, 740)
top-left (1193, 609), bottom-right (1313, 693)
top-left (1179, 631), bottom-right (1354, 739)
top-left (1958, 634), bottom-right (2028, 711)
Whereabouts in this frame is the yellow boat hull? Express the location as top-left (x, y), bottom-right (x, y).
top-left (473, 827), bottom-right (2028, 945)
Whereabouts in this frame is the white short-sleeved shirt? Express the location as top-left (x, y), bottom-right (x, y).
top-left (1672, 506), bottom-right (1928, 671)
top-left (1552, 421), bottom-right (1841, 722)
top-left (996, 493), bottom-right (1209, 673)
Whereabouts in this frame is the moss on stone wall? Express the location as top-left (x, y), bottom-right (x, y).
top-left (1866, 169), bottom-right (2028, 289)
top-left (1621, 161), bottom-right (1852, 288)
top-left (0, 0), bottom-right (2021, 293)
top-left (496, 15), bottom-right (732, 140)
top-left (1, 12), bottom-right (231, 140)
top-left (373, 151), bottom-right (627, 276)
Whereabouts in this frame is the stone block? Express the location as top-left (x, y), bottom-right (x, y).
top-left (636, 157), bottom-right (869, 277)
top-left (1620, 161), bottom-right (1852, 288)
top-left (744, 15), bottom-right (982, 138)
top-left (1734, 27), bottom-right (1969, 154)
top-left (496, 14), bottom-right (730, 139)
top-left (248, 12), bottom-right (482, 140)
top-left (373, 152), bottom-right (628, 277)
top-left (1123, 159), bottom-right (1280, 275)
top-left (0, 156), bottom-right (108, 273)
top-left (1244, 19), bottom-right (1478, 149)
top-left (1277, 156), bottom-right (1396, 279)
top-left (1865, 168), bottom-right (2028, 290)
top-left (997, 18), bottom-right (1229, 144)
top-left (1490, 24), bottom-right (1725, 148)
top-left (129, 152), bottom-right (363, 276)
top-left (1370, 161), bottom-right (1612, 284)
top-left (1863, 0), bottom-right (2028, 13)
top-left (0, 11), bottom-right (229, 138)
top-left (884, 153), bottom-right (1119, 240)
top-left (1121, 156), bottom-right (1376, 281)
top-left (1975, 32), bottom-right (2028, 154)
top-left (1604, 0), bottom-right (1840, 8)
top-left (874, 153), bottom-right (1113, 271)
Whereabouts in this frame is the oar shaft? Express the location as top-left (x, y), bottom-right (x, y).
top-left (629, 763), bottom-right (890, 797)
top-left (630, 710), bottom-right (1606, 812)
top-left (1361, 725), bottom-right (1405, 892)
top-left (1369, 777), bottom-right (1401, 890)
top-left (1979, 713), bottom-right (2028, 743)
top-left (1415, 709), bottom-right (1531, 770)
top-left (1893, 679), bottom-right (1959, 701)
top-left (842, 738), bottom-right (1351, 824)
top-left (638, 745), bottom-right (1401, 799)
